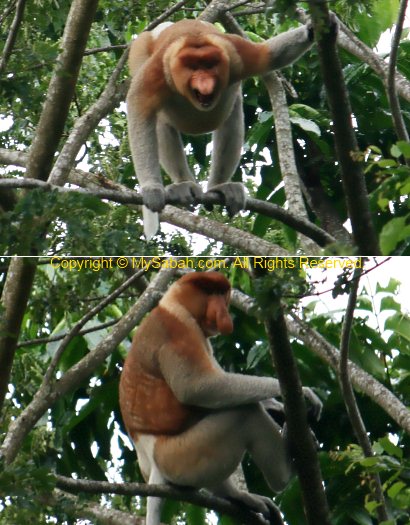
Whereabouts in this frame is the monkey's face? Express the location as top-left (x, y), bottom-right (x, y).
top-left (172, 45), bottom-right (229, 111)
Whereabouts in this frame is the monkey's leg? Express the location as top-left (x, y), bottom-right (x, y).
top-left (157, 120), bottom-right (203, 205)
top-left (146, 464), bottom-right (166, 525)
top-left (154, 404), bottom-right (291, 493)
top-left (207, 93), bottom-right (246, 215)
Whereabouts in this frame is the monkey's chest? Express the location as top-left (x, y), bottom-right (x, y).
top-left (160, 92), bottom-right (237, 135)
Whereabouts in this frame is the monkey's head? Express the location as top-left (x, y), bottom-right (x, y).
top-left (166, 272), bottom-right (233, 337)
top-left (170, 41), bottom-right (230, 111)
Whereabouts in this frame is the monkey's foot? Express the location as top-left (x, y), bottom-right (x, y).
top-left (231, 492), bottom-right (282, 524)
top-left (141, 184), bottom-right (166, 212)
top-left (302, 386), bottom-right (322, 421)
top-left (206, 182), bottom-right (246, 216)
top-left (166, 181), bottom-right (203, 206)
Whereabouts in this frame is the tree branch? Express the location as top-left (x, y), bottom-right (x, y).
top-left (0, 257), bottom-right (37, 413)
top-left (0, 0), bottom-right (27, 74)
top-left (387, 0), bottom-right (410, 161)
top-left (230, 287), bottom-right (410, 435)
top-left (307, 1), bottom-right (380, 254)
top-left (0, 174), bottom-right (336, 248)
top-left (338, 266), bottom-right (389, 522)
top-left (0, 267), bottom-right (177, 464)
top-left (16, 318), bottom-right (119, 348)
top-left (264, 72), bottom-right (319, 252)
top-left (24, 0), bottom-right (99, 184)
top-left (55, 475), bottom-right (275, 525)
top-left (263, 297), bottom-right (331, 525)
top-left (160, 205), bottom-right (290, 255)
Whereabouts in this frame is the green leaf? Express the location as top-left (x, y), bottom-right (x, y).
top-left (387, 481), bottom-right (406, 498)
top-left (289, 116), bottom-right (321, 135)
top-left (378, 436), bottom-right (403, 459)
top-left (380, 296), bottom-right (402, 312)
top-left (396, 140), bottom-right (410, 158)
top-left (380, 217), bottom-right (410, 254)
top-left (385, 312), bottom-right (410, 342)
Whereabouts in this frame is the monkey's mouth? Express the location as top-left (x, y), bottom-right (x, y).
top-left (193, 90), bottom-right (215, 108)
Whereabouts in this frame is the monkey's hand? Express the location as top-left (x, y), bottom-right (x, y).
top-left (261, 398), bottom-right (285, 427)
top-left (302, 387), bottom-right (322, 421)
top-left (166, 181), bottom-right (203, 206)
top-left (141, 183), bottom-right (166, 212)
top-left (206, 182), bottom-right (247, 216)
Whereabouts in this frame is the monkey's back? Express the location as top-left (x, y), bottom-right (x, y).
top-left (119, 307), bottom-right (200, 440)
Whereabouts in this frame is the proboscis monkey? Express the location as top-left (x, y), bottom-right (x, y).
top-left (126, 19), bottom-right (318, 238)
top-left (119, 271), bottom-right (322, 524)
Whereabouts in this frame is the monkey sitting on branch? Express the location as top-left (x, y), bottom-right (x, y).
top-left (119, 272), bottom-right (322, 524)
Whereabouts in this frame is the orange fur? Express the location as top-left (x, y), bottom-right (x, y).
top-left (119, 273), bottom-right (232, 441)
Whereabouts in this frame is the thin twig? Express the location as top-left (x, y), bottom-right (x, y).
top-left (17, 319), bottom-right (119, 348)
top-left (387, 0), bottom-right (409, 163)
top-left (339, 264), bottom-right (389, 523)
top-left (0, 0), bottom-right (27, 73)
top-left (43, 268), bottom-right (146, 384)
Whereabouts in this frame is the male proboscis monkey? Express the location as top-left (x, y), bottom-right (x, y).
top-left (127, 18), bottom-right (318, 238)
top-left (119, 272), bottom-right (322, 524)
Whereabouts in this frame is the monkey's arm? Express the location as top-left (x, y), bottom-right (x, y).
top-left (160, 346), bottom-right (282, 408)
top-left (265, 24), bottom-right (314, 70)
top-left (157, 120), bottom-right (203, 206)
top-left (226, 24), bottom-right (314, 81)
top-left (207, 93), bottom-right (247, 215)
top-left (127, 82), bottom-right (165, 212)
top-left (160, 345), bottom-right (322, 414)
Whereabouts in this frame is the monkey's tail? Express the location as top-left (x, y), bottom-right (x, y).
top-left (143, 206), bottom-right (160, 240)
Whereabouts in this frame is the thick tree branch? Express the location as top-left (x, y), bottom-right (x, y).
top-left (25, 0), bottom-right (99, 183)
top-left (230, 288), bottom-right (410, 434)
top-left (160, 205), bottom-right (290, 255)
top-left (0, 172), bottom-right (336, 249)
top-left (0, 258), bottom-right (37, 414)
top-left (263, 298), bottom-right (331, 525)
top-left (264, 73), bottom-right (318, 252)
top-left (307, 2), bottom-right (380, 255)
top-left (0, 0), bottom-right (99, 413)
top-left (339, 266), bottom-right (389, 522)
